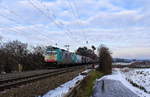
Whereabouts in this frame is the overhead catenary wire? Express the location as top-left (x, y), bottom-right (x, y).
top-left (0, 2), bottom-right (55, 44)
top-left (64, 0), bottom-right (80, 41)
top-left (0, 13), bottom-right (54, 42)
top-left (39, 0), bottom-right (84, 49)
top-left (29, 0), bottom-right (79, 44)
top-left (0, 5), bottom-right (25, 22)
top-left (0, 14), bottom-right (30, 34)
top-left (38, 0), bottom-right (79, 41)
top-left (0, 0), bottom-right (81, 48)
top-left (41, 0), bottom-right (81, 43)
top-left (0, 4), bottom-right (46, 33)
top-left (29, 0), bottom-right (72, 44)
top-left (65, 0), bottom-right (88, 44)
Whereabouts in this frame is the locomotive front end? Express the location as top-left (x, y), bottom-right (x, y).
top-left (45, 50), bottom-right (57, 63)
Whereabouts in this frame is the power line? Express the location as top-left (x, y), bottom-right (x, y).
top-left (64, 0), bottom-right (79, 39)
top-left (65, 0), bottom-right (88, 44)
top-left (0, 0), bottom-right (80, 47)
top-left (40, 0), bottom-right (80, 43)
top-left (64, 0), bottom-right (81, 42)
top-left (0, 5), bottom-right (25, 22)
top-left (0, 3), bottom-right (55, 44)
top-left (0, 13), bottom-right (52, 41)
top-left (0, 14), bottom-right (55, 45)
top-left (32, 0), bottom-right (82, 44)
top-left (0, 0), bottom-right (73, 47)
top-left (29, 0), bottom-right (79, 44)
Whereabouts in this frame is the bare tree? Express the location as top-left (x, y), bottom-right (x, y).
top-left (32, 46), bottom-right (45, 55)
top-left (76, 46), bottom-right (98, 60)
top-left (0, 36), bottom-right (2, 47)
top-left (3, 40), bottom-right (28, 72)
top-left (0, 40), bottom-right (47, 73)
top-left (98, 45), bottom-right (112, 74)
top-left (91, 45), bottom-right (96, 52)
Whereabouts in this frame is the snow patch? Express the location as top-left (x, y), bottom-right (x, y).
top-left (40, 69), bottom-right (91, 97)
top-left (81, 69), bottom-right (91, 74)
top-left (113, 62), bottom-right (132, 65)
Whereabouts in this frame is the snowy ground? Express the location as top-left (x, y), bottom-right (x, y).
top-left (113, 62), bottom-right (132, 65)
top-left (40, 68), bottom-right (150, 97)
top-left (97, 68), bottom-right (150, 97)
top-left (39, 69), bottom-right (91, 97)
top-left (122, 68), bottom-right (150, 93)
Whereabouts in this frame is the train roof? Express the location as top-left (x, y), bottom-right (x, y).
top-left (46, 46), bottom-right (68, 52)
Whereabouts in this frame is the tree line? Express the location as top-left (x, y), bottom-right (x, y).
top-left (0, 38), bottom-right (112, 74)
top-left (0, 40), bottom-right (45, 73)
top-left (0, 40), bottom-right (99, 73)
top-left (76, 45), bottom-right (112, 74)
top-left (76, 46), bottom-right (98, 60)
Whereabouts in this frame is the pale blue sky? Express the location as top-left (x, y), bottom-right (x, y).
top-left (0, 0), bottom-right (150, 59)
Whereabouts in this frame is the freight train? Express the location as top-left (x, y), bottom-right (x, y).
top-left (44, 46), bottom-right (94, 67)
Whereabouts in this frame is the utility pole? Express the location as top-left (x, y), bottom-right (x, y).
top-left (86, 41), bottom-right (88, 44)
top-left (55, 43), bottom-right (58, 47)
top-left (64, 45), bottom-right (70, 51)
top-left (86, 40), bottom-right (89, 48)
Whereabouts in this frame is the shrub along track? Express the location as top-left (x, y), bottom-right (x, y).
top-left (0, 65), bottom-right (86, 92)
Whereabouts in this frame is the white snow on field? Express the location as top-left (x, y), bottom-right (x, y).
top-left (97, 68), bottom-right (150, 97)
top-left (113, 62), bottom-right (132, 65)
top-left (123, 69), bottom-right (150, 93)
top-left (40, 69), bottom-right (91, 97)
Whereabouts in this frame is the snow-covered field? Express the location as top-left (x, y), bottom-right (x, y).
top-left (113, 62), bottom-right (132, 65)
top-left (122, 68), bottom-right (150, 93)
top-left (98, 68), bottom-right (150, 97)
top-left (39, 69), bottom-right (91, 97)
top-left (39, 68), bottom-right (150, 97)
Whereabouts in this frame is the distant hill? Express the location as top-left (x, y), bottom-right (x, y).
top-left (113, 58), bottom-right (150, 63)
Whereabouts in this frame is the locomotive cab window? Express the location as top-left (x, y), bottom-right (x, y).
top-left (46, 51), bottom-right (57, 55)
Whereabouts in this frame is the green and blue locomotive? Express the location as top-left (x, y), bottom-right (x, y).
top-left (44, 46), bottom-right (92, 67)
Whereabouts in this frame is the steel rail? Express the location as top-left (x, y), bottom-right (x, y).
top-left (0, 66), bottom-right (84, 91)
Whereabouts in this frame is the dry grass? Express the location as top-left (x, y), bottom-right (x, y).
top-left (74, 70), bottom-right (103, 97)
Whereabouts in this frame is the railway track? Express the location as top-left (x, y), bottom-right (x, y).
top-left (0, 66), bottom-right (84, 92)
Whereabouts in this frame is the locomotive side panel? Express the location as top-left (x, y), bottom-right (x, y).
top-left (44, 46), bottom-right (94, 67)
top-left (71, 53), bottom-right (77, 64)
top-left (61, 51), bottom-right (72, 64)
top-left (76, 55), bottom-right (82, 64)
top-left (82, 56), bottom-right (86, 63)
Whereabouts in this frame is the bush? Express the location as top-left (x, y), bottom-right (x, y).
top-left (98, 45), bottom-right (112, 74)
